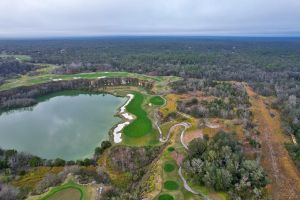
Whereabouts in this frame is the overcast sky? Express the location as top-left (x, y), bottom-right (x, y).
top-left (0, 0), bottom-right (300, 38)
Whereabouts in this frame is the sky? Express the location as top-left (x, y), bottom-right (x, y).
top-left (0, 0), bottom-right (300, 38)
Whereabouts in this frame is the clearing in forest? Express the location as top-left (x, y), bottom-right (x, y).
top-left (245, 84), bottom-right (300, 200)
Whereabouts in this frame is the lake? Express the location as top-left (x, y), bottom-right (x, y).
top-left (0, 91), bottom-right (126, 160)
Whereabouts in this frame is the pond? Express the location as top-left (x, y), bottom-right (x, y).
top-left (0, 91), bottom-right (126, 160)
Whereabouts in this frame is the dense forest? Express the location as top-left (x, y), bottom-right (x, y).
top-left (1, 37), bottom-right (300, 167)
top-left (0, 37), bottom-right (300, 199)
top-left (0, 57), bottom-right (38, 84)
top-left (184, 132), bottom-right (268, 199)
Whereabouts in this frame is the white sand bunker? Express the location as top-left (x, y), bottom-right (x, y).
top-left (52, 78), bottom-right (63, 81)
top-left (113, 94), bottom-right (135, 143)
top-left (122, 113), bottom-right (134, 120)
top-left (113, 121), bottom-right (130, 143)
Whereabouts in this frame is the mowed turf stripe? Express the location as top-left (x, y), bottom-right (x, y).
top-left (123, 92), bottom-right (153, 137)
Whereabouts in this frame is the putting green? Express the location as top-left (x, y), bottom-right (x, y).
top-left (158, 194), bottom-right (174, 200)
top-left (164, 180), bottom-right (179, 190)
top-left (123, 92), bottom-right (153, 137)
top-left (47, 188), bottom-right (81, 200)
top-left (164, 163), bottom-right (175, 172)
top-left (150, 96), bottom-right (165, 106)
top-left (167, 147), bottom-right (175, 152)
top-left (40, 182), bottom-right (85, 200)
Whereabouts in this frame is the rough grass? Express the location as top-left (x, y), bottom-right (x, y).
top-left (158, 194), bottom-right (174, 200)
top-left (164, 180), bottom-right (179, 190)
top-left (12, 167), bottom-right (63, 189)
top-left (123, 92), bottom-right (153, 137)
top-left (245, 84), bottom-right (300, 199)
top-left (160, 94), bottom-right (178, 117)
top-left (150, 96), bottom-right (165, 106)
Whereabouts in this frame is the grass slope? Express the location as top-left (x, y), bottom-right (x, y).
top-left (164, 180), bottom-right (179, 190)
top-left (123, 92), bottom-right (153, 137)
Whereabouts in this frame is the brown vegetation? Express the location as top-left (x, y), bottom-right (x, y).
top-left (245, 84), bottom-right (300, 200)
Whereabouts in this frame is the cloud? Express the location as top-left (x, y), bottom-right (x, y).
top-left (0, 0), bottom-right (300, 37)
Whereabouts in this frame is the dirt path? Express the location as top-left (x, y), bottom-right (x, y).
top-left (157, 121), bottom-right (190, 143)
top-left (157, 120), bottom-right (207, 197)
top-left (245, 84), bottom-right (300, 200)
top-left (178, 124), bottom-right (211, 200)
top-left (178, 167), bottom-right (200, 195)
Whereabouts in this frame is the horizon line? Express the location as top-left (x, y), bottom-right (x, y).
top-left (1, 34), bottom-right (300, 40)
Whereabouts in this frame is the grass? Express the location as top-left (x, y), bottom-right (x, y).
top-left (39, 181), bottom-right (85, 200)
top-left (123, 92), bottom-right (153, 137)
top-left (0, 69), bottom-right (166, 91)
top-left (159, 94), bottom-right (180, 117)
top-left (158, 194), bottom-right (174, 200)
top-left (164, 163), bottom-right (175, 172)
top-left (167, 147), bottom-right (175, 152)
top-left (0, 54), bottom-right (32, 62)
top-left (164, 180), bottom-right (179, 190)
top-left (46, 188), bottom-right (81, 200)
top-left (244, 84), bottom-right (300, 198)
top-left (150, 96), bottom-right (165, 106)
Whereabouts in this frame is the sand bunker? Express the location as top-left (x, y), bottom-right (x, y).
top-left (113, 94), bottom-right (134, 143)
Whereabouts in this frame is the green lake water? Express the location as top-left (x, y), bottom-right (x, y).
top-left (0, 91), bottom-right (126, 160)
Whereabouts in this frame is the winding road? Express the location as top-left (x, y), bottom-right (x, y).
top-left (156, 119), bottom-right (211, 200)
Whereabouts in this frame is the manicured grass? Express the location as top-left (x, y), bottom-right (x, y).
top-left (164, 180), bottom-right (179, 190)
top-left (158, 194), bottom-right (174, 200)
top-left (47, 188), bottom-right (81, 200)
top-left (123, 92), bottom-right (153, 137)
top-left (167, 147), bottom-right (175, 152)
top-left (150, 96), bottom-right (165, 106)
top-left (40, 181), bottom-right (85, 200)
top-left (164, 163), bottom-right (175, 172)
top-left (0, 54), bottom-right (32, 62)
top-left (0, 71), bottom-right (156, 91)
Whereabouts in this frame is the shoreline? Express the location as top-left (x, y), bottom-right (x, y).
top-left (112, 94), bottom-right (135, 143)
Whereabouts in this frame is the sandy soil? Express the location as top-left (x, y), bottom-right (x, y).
top-left (183, 129), bottom-right (203, 145)
top-left (170, 151), bottom-right (184, 166)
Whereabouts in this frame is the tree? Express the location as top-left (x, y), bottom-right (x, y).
top-left (184, 132), bottom-right (268, 199)
top-left (29, 156), bottom-right (42, 167)
top-left (53, 158), bottom-right (65, 166)
top-left (0, 183), bottom-right (19, 200)
top-left (188, 138), bottom-right (207, 156)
